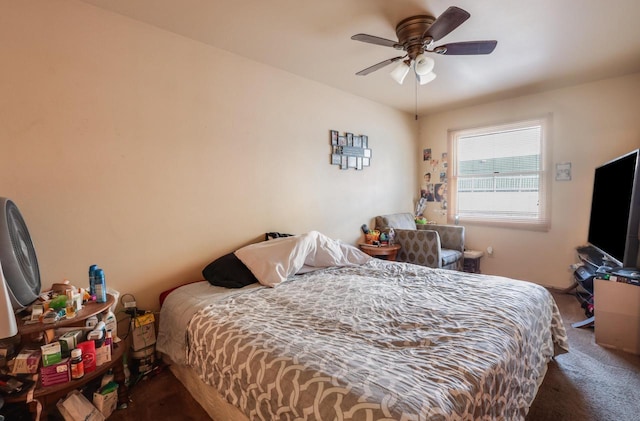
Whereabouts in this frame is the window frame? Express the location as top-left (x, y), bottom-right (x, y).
top-left (447, 115), bottom-right (552, 231)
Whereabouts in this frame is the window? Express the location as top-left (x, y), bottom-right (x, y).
top-left (448, 116), bottom-right (551, 231)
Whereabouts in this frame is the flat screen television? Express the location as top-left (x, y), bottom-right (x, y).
top-left (587, 148), bottom-right (640, 269)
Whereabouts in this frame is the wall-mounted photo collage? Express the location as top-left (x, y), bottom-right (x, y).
top-left (421, 149), bottom-right (448, 210)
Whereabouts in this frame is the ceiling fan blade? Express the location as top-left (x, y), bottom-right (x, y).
top-left (435, 40), bottom-right (497, 55)
top-left (351, 33), bottom-right (400, 48)
top-left (425, 6), bottom-right (470, 42)
top-left (355, 56), bottom-right (405, 76)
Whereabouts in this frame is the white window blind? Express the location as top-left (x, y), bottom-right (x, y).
top-left (448, 116), bottom-right (551, 231)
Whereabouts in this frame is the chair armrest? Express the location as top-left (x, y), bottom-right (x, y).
top-left (418, 224), bottom-right (465, 252)
top-left (393, 228), bottom-right (442, 268)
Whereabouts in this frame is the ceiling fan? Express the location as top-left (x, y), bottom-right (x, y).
top-left (351, 6), bottom-right (497, 85)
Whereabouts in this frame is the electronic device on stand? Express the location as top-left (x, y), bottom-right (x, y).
top-left (586, 149), bottom-right (640, 270)
top-left (568, 249), bottom-right (597, 328)
top-left (569, 149), bottom-right (640, 329)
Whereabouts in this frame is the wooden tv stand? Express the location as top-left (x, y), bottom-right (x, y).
top-left (5, 294), bottom-right (129, 420)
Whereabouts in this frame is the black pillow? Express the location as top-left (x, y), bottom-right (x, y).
top-left (202, 253), bottom-right (258, 288)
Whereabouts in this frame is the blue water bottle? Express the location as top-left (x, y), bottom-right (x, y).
top-left (94, 268), bottom-right (107, 303)
top-left (89, 264), bottom-right (98, 297)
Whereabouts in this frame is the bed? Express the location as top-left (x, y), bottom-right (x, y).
top-left (156, 231), bottom-right (569, 420)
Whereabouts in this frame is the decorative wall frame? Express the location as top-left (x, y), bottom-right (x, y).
top-left (555, 162), bottom-right (572, 181)
top-left (329, 130), bottom-right (371, 170)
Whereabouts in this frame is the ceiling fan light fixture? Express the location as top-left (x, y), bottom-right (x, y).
top-left (390, 60), bottom-right (411, 84)
top-left (418, 71), bottom-right (437, 85)
top-left (414, 53), bottom-right (435, 76)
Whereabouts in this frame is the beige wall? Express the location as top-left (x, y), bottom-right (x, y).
top-left (0, 0), bottom-right (418, 311)
top-left (419, 73), bottom-right (640, 288)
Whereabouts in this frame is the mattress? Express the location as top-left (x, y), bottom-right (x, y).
top-left (158, 258), bottom-right (568, 421)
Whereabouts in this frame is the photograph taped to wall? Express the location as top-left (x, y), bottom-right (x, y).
top-left (353, 135), bottom-right (362, 148)
top-left (348, 156), bottom-right (357, 168)
top-left (331, 154), bottom-right (341, 165)
top-left (435, 183), bottom-right (446, 202)
top-left (356, 157), bottom-right (363, 170)
top-left (362, 135), bottom-right (368, 148)
top-left (421, 184), bottom-right (435, 202)
top-left (363, 157), bottom-right (370, 167)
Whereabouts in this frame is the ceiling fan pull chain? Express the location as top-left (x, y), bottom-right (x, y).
top-left (415, 77), bottom-right (418, 121)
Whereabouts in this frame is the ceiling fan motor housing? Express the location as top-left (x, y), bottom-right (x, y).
top-left (395, 15), bottom-right (435, 59)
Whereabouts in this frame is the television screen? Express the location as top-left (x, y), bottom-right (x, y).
top-left (587, 149), bottom-right (640, 268)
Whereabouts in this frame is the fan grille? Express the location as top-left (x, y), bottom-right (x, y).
top-left (8, 201), bottom-right (40, 286)
top-left (2, 199), bottom-right (41, 307)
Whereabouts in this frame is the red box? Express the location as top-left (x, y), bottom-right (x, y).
top-left (76, 341), bottom-right (96, 373)
top-left (40, 358), bottom-right (70, 387)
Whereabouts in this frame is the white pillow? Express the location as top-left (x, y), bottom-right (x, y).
top-left (234, 231), bottom-right (370, 287)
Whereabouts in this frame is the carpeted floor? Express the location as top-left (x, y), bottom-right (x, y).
top-left (526, 290), bottom-right (640, 421)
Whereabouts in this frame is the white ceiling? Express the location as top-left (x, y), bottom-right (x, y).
top-left (80, 0), bottom-right (640, 115)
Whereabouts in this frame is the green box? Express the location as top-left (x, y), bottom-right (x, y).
top-left (58, 330), bottom-right (83, 358)
top-left (41, 342), bottom-right (62, 367)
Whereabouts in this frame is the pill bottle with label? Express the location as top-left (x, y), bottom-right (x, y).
top-left (70, 348), bottom-right (85, 380)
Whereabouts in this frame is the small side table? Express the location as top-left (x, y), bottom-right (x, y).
top-left (463, 250), bottom-right (484, 273)
top-left (359, 244), bottom-right (401, 261)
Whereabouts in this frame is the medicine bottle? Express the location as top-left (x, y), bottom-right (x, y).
top-left (105, 330), bottom-right (113, 350)
top-left (70, 348), bottom-right (85, 380)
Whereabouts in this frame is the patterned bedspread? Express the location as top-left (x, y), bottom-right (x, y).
top-left (187, 259), bottom-right (568, 420)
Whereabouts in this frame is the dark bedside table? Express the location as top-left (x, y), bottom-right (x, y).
top-left (463, 250), bottom-right (484, 273)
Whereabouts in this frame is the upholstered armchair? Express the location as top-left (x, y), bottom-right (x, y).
top-left (374, 213), bottom-right (465, 270)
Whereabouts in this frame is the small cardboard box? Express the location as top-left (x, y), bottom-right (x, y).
top-left (41, 342), bottom-right (62, 367)
top-left (40, 358), bottom-right (70, 387)
top-left (58, 330), bottom-right (84, 358)
top-left (131, 313), bottom-right (156, 351)
top-left (594, 279), bottom-right (640, 355)
top-left (93, 383), bottom-right (118, 418)
top-left (11, 348), bottom-right (41, 374)
top-left (95, 344), bottom-right (111, 367)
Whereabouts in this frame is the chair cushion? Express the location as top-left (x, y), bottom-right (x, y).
top-left (394, 229), bottom-right (440, 267)
top-left (376, 213), bottom-right (416, 230)
top-left (441, 249), bottom-right (463, 266)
